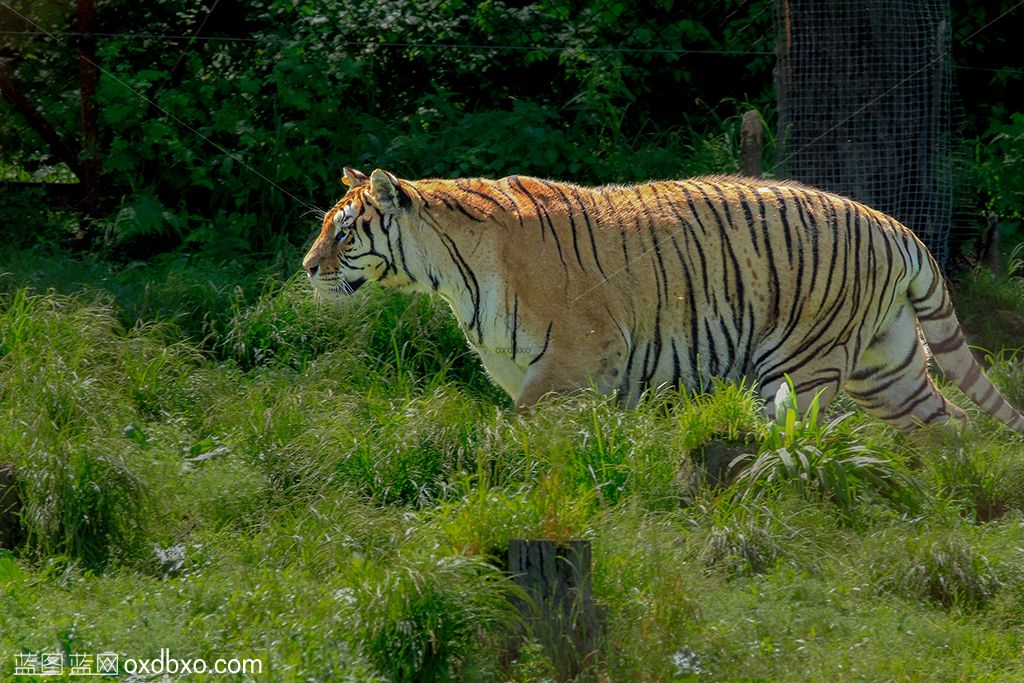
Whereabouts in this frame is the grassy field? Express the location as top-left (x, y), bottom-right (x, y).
top-left (2, 246), bottom-right (1024, 682)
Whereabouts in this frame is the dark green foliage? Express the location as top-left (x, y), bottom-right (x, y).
top-left (0, 0), bottom-right (775, 259)
top-left (967, 113), bottom-right (1024, 223)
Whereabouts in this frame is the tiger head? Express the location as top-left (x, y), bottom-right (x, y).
top-left (302, 167), bottom-right (415, 298)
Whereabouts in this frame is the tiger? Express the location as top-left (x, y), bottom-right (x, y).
top-left (302, 167), bottom-right (1024, 433)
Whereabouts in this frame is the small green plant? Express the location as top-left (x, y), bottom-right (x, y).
top-left (730, 380), bottom-right (923, 516)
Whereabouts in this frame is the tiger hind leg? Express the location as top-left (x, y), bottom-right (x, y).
top-left (844, 303), bottom-right (965, 431)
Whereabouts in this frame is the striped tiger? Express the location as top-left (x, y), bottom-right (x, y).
top-left (302, 167), bottom-right (1024, 432)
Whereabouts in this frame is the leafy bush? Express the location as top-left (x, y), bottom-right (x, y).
top-left (967, 112), bottom-right (1024, 223)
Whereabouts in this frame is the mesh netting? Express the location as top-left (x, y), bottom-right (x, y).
top-left (773, 0), bottom-right (955, 267)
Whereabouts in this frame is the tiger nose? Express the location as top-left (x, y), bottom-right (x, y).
top-left (306, 264), bottom-right (319, 277)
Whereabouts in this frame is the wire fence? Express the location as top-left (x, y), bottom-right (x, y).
top-left (774, 0), bottom-right (957, 265)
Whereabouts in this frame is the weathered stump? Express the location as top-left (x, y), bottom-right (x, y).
top-left (678, 439), bottom-right (753, 507)
top-left (0, 462), bottom-right (23, 549)
top-left (504, 539), bottom-right (602, 680)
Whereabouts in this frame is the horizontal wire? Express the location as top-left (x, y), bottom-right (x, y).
top-left (0, 30), bottom-right (776, 55)
top-left (2, 30), bottom-right (1020, 73)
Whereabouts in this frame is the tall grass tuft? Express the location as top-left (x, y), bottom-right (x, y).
top-left (0, 289), bottom-right (151, 567)
top-left (432, 473), bottom-right (597, 556)
top-left (226, 276), bottom-right (502, 401)
top-left (983, 349), bottom-right (1024, 411)
top-left (920, 432), bottom-right (1024, 522)
top-left (699, 500), bottom-right (797, 577)
top-left (673, 379), bottom-right (763, 454)
top-left (591, 510), bottom-right (705, 681)
top-left (303, 387), bottom-right (489, 506)
top-left (953, 263), bottom-right (1024, 353)
top-left (869, 531), bottom-right (1002, 609)
top-left (18, 443), bottom-right (145, 569)
top-left (342, 552), bottom-right (520, 682)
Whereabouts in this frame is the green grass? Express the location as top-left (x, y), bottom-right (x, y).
top-left (2, 249), bottom-right (1024, 681)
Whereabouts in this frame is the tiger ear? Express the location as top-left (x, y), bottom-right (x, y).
top-left (370, 169), bottom-right (410, 213)
top-left (342, 167), bottom-right (369, 188)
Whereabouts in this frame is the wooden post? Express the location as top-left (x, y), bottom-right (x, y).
top-left (981, 213), bottom-right (1001, 276)
top-left (739, 110), bottom-right (763, 177)
top-left (78, 0), bottom-right (101, 208)
top-left (505, 539), bottom-right (601, 679)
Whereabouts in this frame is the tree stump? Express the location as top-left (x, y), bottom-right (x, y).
top-left (0, 462), bottom-right (23, 549)
top-left (504, 539), bottom-right (602, 680)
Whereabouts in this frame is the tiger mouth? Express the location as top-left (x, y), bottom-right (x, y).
top-left (312, 275), bottom-right (365, 297)
top-left (343, 277), bottom-right (366, 294)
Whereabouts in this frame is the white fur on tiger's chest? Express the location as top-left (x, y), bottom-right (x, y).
top-left (460, 314), bottom-right (532, 398)
top-left (475, 345), bottom-right (529, 398)
top-left (437, 289), bottom-right (531, 399)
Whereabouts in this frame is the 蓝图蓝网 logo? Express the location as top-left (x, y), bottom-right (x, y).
top-left (13, 651), bottom-right (119, 676)
top-left (12, 649), bottom-right (262, 677)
